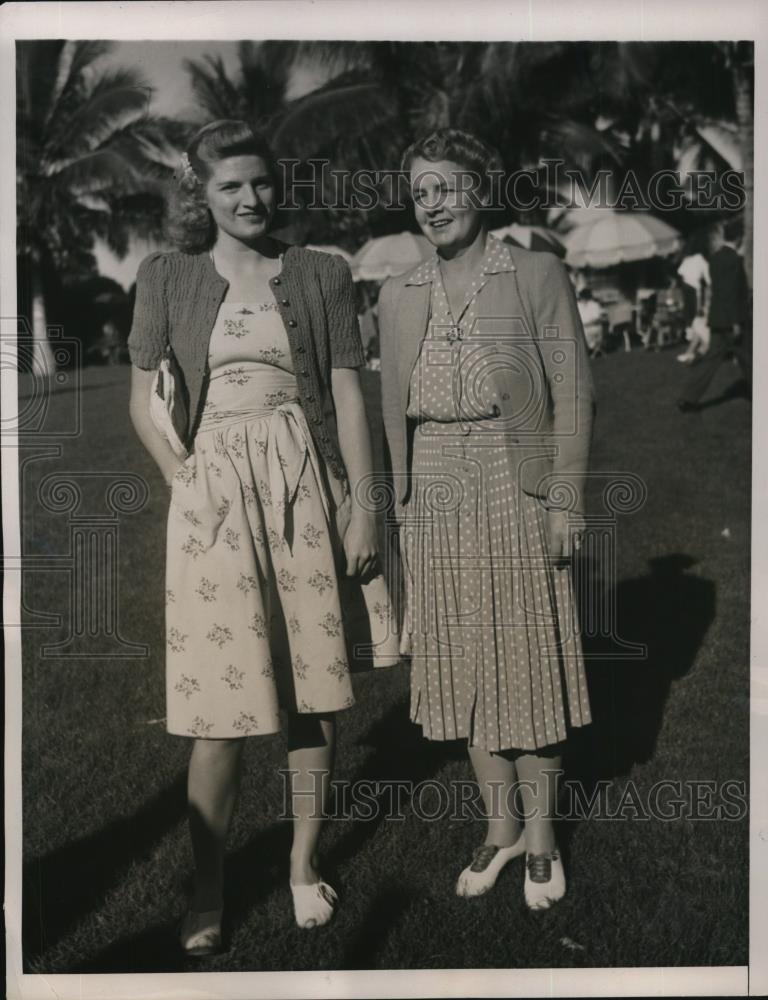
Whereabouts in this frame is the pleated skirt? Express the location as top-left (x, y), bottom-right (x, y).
top-left (401, 420), bottom-right (592, 752)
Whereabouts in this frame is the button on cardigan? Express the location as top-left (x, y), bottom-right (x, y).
top-left (128, 246), bottom-right (365, 481)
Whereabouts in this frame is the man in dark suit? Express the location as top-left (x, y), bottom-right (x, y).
top-left (677, 218), bottom-right (751, 411)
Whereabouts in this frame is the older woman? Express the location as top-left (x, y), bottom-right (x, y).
top-left (380, 128), bottom-right (595, 909)
top-left (128, 120), bottom-right (390, 950)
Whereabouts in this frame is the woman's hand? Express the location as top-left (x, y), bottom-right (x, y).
top-left (164, 462), bottom-right (185, 489)
top-left (343, 510), bottom-right (379, 578)
top-left (330, 367), bottom-right (380, 577)
top-left (546, 508), bottom-right (586, 567)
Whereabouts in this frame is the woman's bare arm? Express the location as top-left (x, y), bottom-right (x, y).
top-left (129, 366), bottom-right (186, 486)
top-left (331, 366), bottom-right (378, 577)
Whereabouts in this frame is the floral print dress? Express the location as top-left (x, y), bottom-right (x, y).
top-left (165, 298), bottom-right (354, 738)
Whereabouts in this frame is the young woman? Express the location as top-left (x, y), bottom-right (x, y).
top-left (380, 128), bottom-right (595, 910)
top-left (128, 120), bottom-right (385, 951)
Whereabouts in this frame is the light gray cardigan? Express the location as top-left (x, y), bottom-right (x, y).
top-left (379, 244), bottom-right (596, 517)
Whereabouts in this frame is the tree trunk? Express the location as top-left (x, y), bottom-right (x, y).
top-left (30, 265), bottom-right (56, 375)
top-left (733, 65), bottom-right (753, 290)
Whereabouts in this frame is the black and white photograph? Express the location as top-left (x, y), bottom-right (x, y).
top-left (3, 2), bottom-right (767, 997)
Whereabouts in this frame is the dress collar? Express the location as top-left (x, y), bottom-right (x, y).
top-left (404, 233), bottom-right (516, 286)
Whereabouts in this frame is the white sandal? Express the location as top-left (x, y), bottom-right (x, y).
top-left (179, 907), bottom-right (223, 956)
top-left (455, 831), bottom-right (526, 897)
top-left (524, 849), bottom-right (566, 910)
top-left (290, 880), bottom-right (338, 929)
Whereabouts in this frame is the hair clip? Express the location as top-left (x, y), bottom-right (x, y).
top-left (180, 151), bottom-right (197, 182)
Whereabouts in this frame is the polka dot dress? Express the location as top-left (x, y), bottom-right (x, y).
top-left (402, 238), bottom-right (591, 753)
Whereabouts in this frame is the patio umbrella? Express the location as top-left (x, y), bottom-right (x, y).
top-left (490, 223), bottom-right (566, 257)
top-left (563, 211), bottom-right (682, 268)
top-left (351, 232), bottom-right (433, 281)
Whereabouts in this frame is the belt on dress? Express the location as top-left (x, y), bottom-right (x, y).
top-left (198, 397), bottom-right (332, 544)
top-left (266, 402), bottom-right (331, 543)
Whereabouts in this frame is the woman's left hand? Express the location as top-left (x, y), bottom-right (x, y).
top-left (546, 508), bottom-right (586, 567)
top-left (343, 511), bottom-right (379, 578)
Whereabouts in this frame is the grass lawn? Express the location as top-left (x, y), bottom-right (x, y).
top-left (18, 345), bottom-right (750, 971)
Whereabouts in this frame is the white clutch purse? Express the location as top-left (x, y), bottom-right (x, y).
top-left (149, 347), bottom-right (189, 460)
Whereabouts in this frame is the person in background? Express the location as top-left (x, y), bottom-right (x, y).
top-left (677, 217), bottom-right (751, 411)
top-left (676, 245), bottom-right (711, 363)
top-left (677, 244), bottom-right (711, 315)
top-left (87, 319), bottom-right (123, 366)
top-left (577, 287), bottom-right (604, 358)
top-left (678, 313), bottom-right (711, 364)
top-left (652, 272), bottom-right (687, 349)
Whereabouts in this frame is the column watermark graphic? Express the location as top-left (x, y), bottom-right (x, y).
top-left (3, 317), bottom-right (152, 658)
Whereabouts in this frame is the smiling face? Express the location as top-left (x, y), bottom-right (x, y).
top-left (204, 155), bottom-right (276, 244)
top-left (409, 156), bottom-right (486, 253)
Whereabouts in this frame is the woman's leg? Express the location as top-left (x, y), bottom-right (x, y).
top-left (187, 737), bottom-right (246, 911)
top-left (456, 747), bottom-right (526, 897)
top-left (515, 750), bottom-right (566, 908)
top-left (515, 751), bottom-right (561, 855)
top-left (467, 746), bottom-right (523, 847)
top-left (285, 711), bottom-right (336, 885)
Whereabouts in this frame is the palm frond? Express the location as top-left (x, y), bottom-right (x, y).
top-left (184, 54), bottom-right (244, 121)
top-left (239, 40), bottom-right (298, 94)
top-left (50, 149), bottom-right (147, 199)
top-left (44, 72), bottom-right (153, 165)
top-left (271, 76), bottom-right (395, 159)
top-left (15, 40), bottom-right (69, 129)
top-left (291, 41), bottom-right (372, 74)
top-left (239, 65), bottom-right (288, 124)
top-left (542, 118), bottom-right (625, 166)
top-left (103, 191), bottom-right (167, 254)
top-left (47, 40), bottom-right (115, 128)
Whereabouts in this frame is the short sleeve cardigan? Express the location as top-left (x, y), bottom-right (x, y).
top-left (128, 245), bottom-right (365, 482)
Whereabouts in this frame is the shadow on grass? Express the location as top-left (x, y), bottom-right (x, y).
top-left (697, 377), bottom-right (752, 409)
top-left (34, 553), bottom-right (718, 972)
top-left (68, 700), bottom-right (457, 973)
top-left (23, 771), bottom-right (187, 969)
top-left (565, 552), bottom-right (716, 790)
top-left (66, 822), bottom-right (294, 974)
top-left (342, 889), bottom-right (418, 969)
top-left (327, 702), bottom-right (467, 865)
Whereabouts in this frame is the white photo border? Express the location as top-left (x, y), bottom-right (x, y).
top-left (2, 2), bottom-right (764, 997)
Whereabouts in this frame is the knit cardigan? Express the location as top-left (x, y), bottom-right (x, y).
top-left (128, 245), bottom-right (365, 481)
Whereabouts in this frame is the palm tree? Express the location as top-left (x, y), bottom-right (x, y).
top-left (184, 41), bottom-right (622, 246)
top-left (589, 43), bottom-right (753, 277)
top-left (17, 40), bottom-right (183, 372)
top-left (184, 41), bottom-right (396, 161)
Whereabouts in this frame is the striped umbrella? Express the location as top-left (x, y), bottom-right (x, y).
top-left (563, 211), bottom-right (682, 268)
